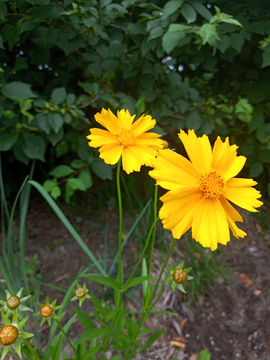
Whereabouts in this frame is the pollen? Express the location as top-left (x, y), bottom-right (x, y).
top-left (199, 171), bottom-right (225, 199)
top-left (116, 130), bottom-right (136, 147)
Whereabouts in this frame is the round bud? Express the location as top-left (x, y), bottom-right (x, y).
top-left (161, 139), bottom-right (169, 149)
top-left (173, 269), bottom-right (187, 284)
top-left (75, 288), bottom-right (85, 298)
top-left (7, 295), bottom-right (20, 309)
top-left (0, 325), bottom-right (18, 346)
top-left (40, 304), bottom-right (53, 318)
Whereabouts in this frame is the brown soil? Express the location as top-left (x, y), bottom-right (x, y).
top-left (2, 199), bottom-right (270, 360)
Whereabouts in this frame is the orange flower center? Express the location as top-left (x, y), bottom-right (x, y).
top-left (116, 130), bottom-right (136, 147)
top-left (76, 288), bottom-right (85, 298)
top-left (199, 171), bottom-right (224, 199)
top-left (0, 325), bottom-right (18, 346)
top-left (41, 305), bottom-right (53, 318)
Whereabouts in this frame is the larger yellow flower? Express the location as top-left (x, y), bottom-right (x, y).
top-left (149, 130), bottom-right (263, 251)
top-left (87, 108), bottom-right (163, 174)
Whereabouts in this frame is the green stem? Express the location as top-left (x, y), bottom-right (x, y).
top-left (150, 283), bottom-right (165, 310)
top-left (55, 319), bottom-right (76, 354)
top-left (116, 160), bottom-right (123, 289)
top-left (123, 216), bottom-right (159, 290)
top-left (149, 238), bottom-right (177, 305)
top-left (23, 339), bottom-right (41, 360)
top-left (148, 185), bottom-right (158, 275)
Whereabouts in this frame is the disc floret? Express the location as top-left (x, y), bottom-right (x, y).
top-left (70, 283), bottom-right (91, 307)
top-left (0, 288), bottom-right (32, 318)
top-left (34, 297), bottom-right (62, 326)
top-left (164, 260), bottom-right (193, 293)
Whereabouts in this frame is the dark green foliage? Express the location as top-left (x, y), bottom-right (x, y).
top-left (0, 0), bottom-right (269, 199)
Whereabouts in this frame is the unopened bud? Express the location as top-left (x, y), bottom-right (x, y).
top-left (7, 296), bottom-right (20, 309)
top-left (173, 269), bottom-right (187, 284)
top-left (161, 139), bottom-right (169, 149)
top-left (41, 305), bottom-right (53, 318)
top-left (0, 325), bottom-right (18, 346)
top-left (75, 288), bottom-right (85, 298)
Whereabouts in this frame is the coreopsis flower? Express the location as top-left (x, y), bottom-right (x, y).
top-left (165, 261), bottom-right (193, 293)
top-left (34, 297), bottom-right (61, 326)
top-left (70, 283), bottom-right (91, 307)
top-left (87, 108), bottom-right (163, 174)
top-left (0, 288), bottom-right (32, 318)
top-left (0, 312), bottom-right (33, 360)
top-left (149, 130), bottom-right (263, 251)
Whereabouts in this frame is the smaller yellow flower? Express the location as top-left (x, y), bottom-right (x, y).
top-left (87, 108), bottom-right (163, 174)
top-left (34, 297), bottom-right (61, 326)
top-left (71, 283), bottom-right (91, 307)
top-left (164, 260), bottom-right (193, 293)
top-left (0, 288), bottom-right (32, 318)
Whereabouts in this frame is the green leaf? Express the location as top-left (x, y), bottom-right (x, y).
top-left (181, 3), bottom-right (197, 24)
top-left (51, 186), bottom-right (61, 200)
top-left (164, 277), bottom-right (173, 284)
top-left (51, 336), bottom-right (63, 360)
top-left (20, 19), bottom-right (43, 34)
top-left (1, 82), bottom-right (37, 100)
top-left (258, 150), bottom-right (270, 163)
top-left (249, 162), bottom-right (264, 178)
top-left (23, 133), bottom-right (46, 162)
top-left (48, 128), bottom-right (64, 146)
top-left (124, 276), bottom-right (154, 289)
top-left (43, 179), bottom-right (57, 192)
top-left (186, 111), bottom-right (202, 131)
top-left (162, 31), bottom-right (186, 53)
top-left (162, 0), bottom-right (184, 20)
top-left (71, 159), bottom-right (85, 169)
top-left (198, 349), bottom-right (211, 360)
top-left (73, 307), bottom-right (94, 331)
top-left (0, 3), bottom-right (7, 20)
top-left (191, 1), bottom-right (211, 21)
top-left (51, 87), bottom-right (67, 105)
top-left (91, 161), bottom-right (113, 180)
top-left (79, 170), bottom-right (93, 189)
top-left (66, 94), bottom-right (76, 107)
top-left (86, 274), bottom-right (120, 290)
top-left (67, 178), bottom-right (86, 191)
top-left (0, 132), bottom-right (18, 151)
top-left (47, 113), bottom-right (64, 133)
top-left (230, 33), bottom-right (244, 52)
top-left (262, 47), bottom-right (270, 68)
top-left (50, 165), bottom-right (74, 178)
top-left (140, 329), bottom-right (166, 352)
top-left (199, 24), bottom-right (218, 46)
top-left (149, 26), bottom-right (164, 40)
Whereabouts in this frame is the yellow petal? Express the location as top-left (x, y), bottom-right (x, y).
top-left (212, 137), bottom-right (239, 176)
top-left (99, 143), bottom-right (123, 165)
top-left (223, 156), bottom-right (246, 181)
top-left (122, 146), bottom-right (143, 174)
top-left (117, 109), bottom-right (136, 131)
top-left (192, 198), bottom-right (230, 251)
top-left (178, 129), bottom-right (213, 173)
top-left (94, 109), bottom-right (122, 135)
top-left (226, 178), bottom-right (257, 187)
top-left (136, 133), bottom-right (163, 149)
top-left (131, 115), bottom-right (156, 136)
top-left (219, 196), bottom-right (246, 238)
top-left (159, 188), bottom-right (202, 239)
top-left (87, 128), bottom-right (117, 148)
top-left (225, 186), bottom-right (263, 212)
top-left (149, 149), bottom-right (199, 190)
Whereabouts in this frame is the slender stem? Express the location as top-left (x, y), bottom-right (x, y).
top-left (149, 238), bottom-right (177, 305)
top-left (123, 216), bottom-right (159, 290)
top-left (55, 319), bottom-right (76, 354)
top-left (150, 283), bottom-right (165, 310)
top-left (116, 160), bottom-right (123, 289)
top-left (148, 185), bottom-right (158, 275)
top-left (23, 339), bottom-right (41, 360)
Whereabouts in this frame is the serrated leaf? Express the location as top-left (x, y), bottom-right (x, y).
top-left (71, 159), bottom-right (85, 169)
top-left (162, 0), bottom-right (184, 21)
top-left (67, 178), bottom-right (86, 191)
top-left (1, 82), bottom-right (37, 100)
top-left (0, 132), bottom-right (18, 151)
top-left (43, 179), bottom-right (57, 192)
top-left (23, 133), bottom-right (46, 162)
top-left (47, 113), bottom-right (64, 133)
top-left (181, 3), bottom-right (196, 24)
top-left (78, 170), bottom-right (93, 189)
top-left (91, 161), bottom-right (113, 180)
top-left (191, 1), bottom-right (211, 21)
top-left (51, 87), bottom-right (67, 105)
top-left (162, 31), bottom-right (186, 53)
top-left (50, 165), bottom-right (74, 177)
top-left (51, 186), bottom-right (61, 200)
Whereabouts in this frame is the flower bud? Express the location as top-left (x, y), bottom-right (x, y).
top-left (173, 269), bottom-right (187, 284)
top-left (41, 304), bottom-right (53, 318)
top-left (0, 325), bottom-right (18, 346)
top-left (75, 288), bottom-right (85, 298)
top-left (161, 139), bottom-right (169, 149)
top-left (7, 295), bottom-right (20, 309)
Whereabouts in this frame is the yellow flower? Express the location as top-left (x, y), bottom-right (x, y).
top-left (87, 108), bottom-right (163, 174)
top-left (149, 129), bottom-right (263, 251)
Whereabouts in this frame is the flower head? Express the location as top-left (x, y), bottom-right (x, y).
top-left (0, 288), bottom-right (32, 318)
top-left (34, 297), bottom-right (61, 326)
top-left (87, 108), bottom-right (163, 174)
top-left (0, 312), bottom-right (33, 360)
top-left (70, 283), bottom-right (91, 307)
top-left (165, 261), bottom-right (193, 293)
top-left (149, 130), bottom-right (263, 250)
